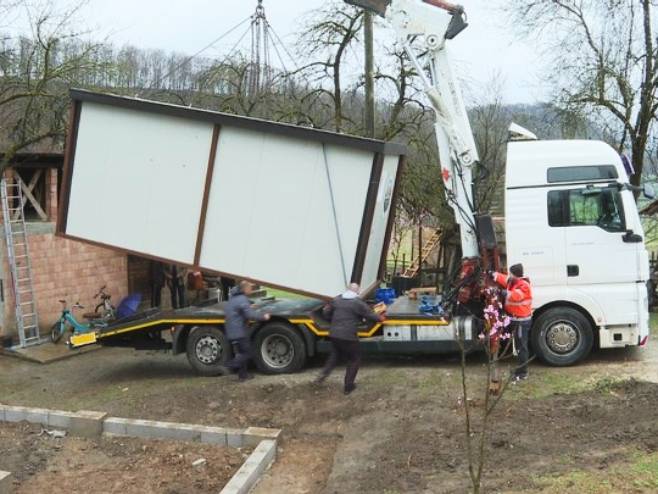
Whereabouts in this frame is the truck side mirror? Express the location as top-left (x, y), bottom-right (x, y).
top-left (644, 184), bottom-right (656, 200)
top-left (623, 230), bottom-right (643, 243)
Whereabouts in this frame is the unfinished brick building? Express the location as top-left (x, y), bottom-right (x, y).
top-left (0, 153), bottom-right (130, 347)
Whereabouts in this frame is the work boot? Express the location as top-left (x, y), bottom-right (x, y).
top-left (344, 383), bottom-right (357, 395)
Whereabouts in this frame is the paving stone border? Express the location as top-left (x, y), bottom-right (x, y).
top-left (0, 404), bottom-right (280, 494)
top-left (0, 471), bottom-right (12, 494)
top-left (221, 440), bottom-right (277, 494)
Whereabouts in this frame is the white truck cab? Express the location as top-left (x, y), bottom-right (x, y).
top-left (506, 137), bottom-right (650, 365)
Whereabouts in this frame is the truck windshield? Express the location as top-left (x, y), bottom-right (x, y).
top-left (548, 187), bottom-right (626, 232)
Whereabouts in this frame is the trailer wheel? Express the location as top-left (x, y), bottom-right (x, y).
top-left (254, 323), bottom-right (307, 374)
top-left (531, 307), bottom-right (593, 366)
top-left (186, 326), bottom-right (232, 376)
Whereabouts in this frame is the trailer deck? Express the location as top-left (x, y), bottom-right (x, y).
top-left (69, 296), bottom-right (452, 349)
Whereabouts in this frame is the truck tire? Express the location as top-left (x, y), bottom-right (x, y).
top-left (186, 326), bottom-right (232, 376)
top-left (253, 323), bottom-right (307, 374)
top-left (531, 307), bottom-right (594, 366)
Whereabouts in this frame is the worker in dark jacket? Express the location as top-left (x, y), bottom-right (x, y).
top-left (491, 263), bottom-right (533, 381)
top-left (316, 283), bottom-right (385, 394)
top-left (225, 281), bottom-right (270, 381)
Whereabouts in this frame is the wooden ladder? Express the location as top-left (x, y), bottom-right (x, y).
top-left (402, 230), bottom-right (442, 278)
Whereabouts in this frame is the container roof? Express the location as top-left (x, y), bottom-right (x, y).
top-left (70, 89), bottom-right (408, 157)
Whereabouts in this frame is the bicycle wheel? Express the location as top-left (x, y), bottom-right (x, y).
top-left (50, 321), bottom-right (64, 343)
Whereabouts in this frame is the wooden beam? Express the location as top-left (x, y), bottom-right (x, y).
top-left (194, 125), bottom-right (221, 267)
top-left (12, 170), bottom-right (47, 221)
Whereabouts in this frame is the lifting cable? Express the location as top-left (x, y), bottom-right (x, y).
top-left (135, 15), bottom-right (253, 98)
top-left (185, 21), bottom-right (255, 109)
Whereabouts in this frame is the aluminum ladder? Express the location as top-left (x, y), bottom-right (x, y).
top-left (1, 178), bottom-right (40, 348)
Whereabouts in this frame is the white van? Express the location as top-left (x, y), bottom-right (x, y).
top-left (506, 139), bottom-right (651, 365)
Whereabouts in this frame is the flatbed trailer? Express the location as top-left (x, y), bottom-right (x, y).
top-left (70, 296), bottom-right (476, 376)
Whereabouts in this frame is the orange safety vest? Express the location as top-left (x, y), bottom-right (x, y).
top-left (494, 273), bottom-right (533, 320)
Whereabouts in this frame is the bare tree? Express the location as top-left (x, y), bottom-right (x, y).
top-left (297, 0), bottom-right (364, 132)
top-left (503, 0), bottom-right (658, 193)
top-left (469, 77), bottom-right (511, 214)
top-left (373, 45), bottom-right (430, 140)
top-left (0, 0), bottom-right (105, 164)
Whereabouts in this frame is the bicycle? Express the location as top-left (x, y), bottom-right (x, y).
top-left (50, 299), bottom-right (109, 344)
top-left (82, 285), bottom-right (116, 323)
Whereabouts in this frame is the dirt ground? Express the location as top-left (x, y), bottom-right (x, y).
top-left (0, 421), bottom-right (247, 494)
top-left (2, 323), bottom-right (658, 493)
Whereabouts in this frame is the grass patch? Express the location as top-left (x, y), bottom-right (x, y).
top-left (651, 312), bottom-right (658, 337)
top-left (506, 370), bottom-right (591, 401)
top-left (263, 287), bottom-right (313, 300)
top-left (534, 451), bottom-right (658, 493)
top-left (506, 371), bottom-right (631, 401)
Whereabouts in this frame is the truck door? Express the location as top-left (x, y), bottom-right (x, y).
top-left (550, 186), bottom-right (640, 286)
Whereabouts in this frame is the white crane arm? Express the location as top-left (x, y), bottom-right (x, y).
top-left (347, 0), bottom-right (480, 258)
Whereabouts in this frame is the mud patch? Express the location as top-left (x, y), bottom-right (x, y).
top-left (0, 422), bottom-right (248, 494)
top-left (353, 379), bottom-right (658, 493)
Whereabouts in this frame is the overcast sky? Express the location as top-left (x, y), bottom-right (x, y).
top-left (16, 0), bottom-right (548, 104)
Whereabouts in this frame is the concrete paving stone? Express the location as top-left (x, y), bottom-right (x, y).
top-left (221, 468), bottom-right (259, 494)
top-left (47, 410), bottom-right (77, 429)
top-left (153, 423), bottom-right (205, 442)
top-left (102, 417), bottom-right (131, 436)
top-left (248, 440), bottom-right (277, 472)
top-left (0, 470), bottom-right (14, 494)
top-left (69, 410), bottom-right (107, 438)
top-left (220, 441), bottom-right (277, 494)
top-left (24, 407), bottom-right (50, 426)
top-left (199, 426), bottom-right (228, 446)
top-left (242, 427), bottom-right (282, 447)
top-left (3, 406), bottom-right (29, 423)
top-left (124, 419), bottom-right (203, 442)
top-left (226, 428), bottom-right (245, 448)
top-left (0, 470), bottom-right (12, 494)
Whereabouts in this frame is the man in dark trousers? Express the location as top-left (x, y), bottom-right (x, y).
top-left (225, 281), bottom-right (270, 381)
top-left (165, 264), bottom-right (187, 309)
top-left (491, 263), bottom-right (533, 381)
top-left (149, 261), bottom-right (165, 307)
top-left (317, 283), bottom-right (385, 394)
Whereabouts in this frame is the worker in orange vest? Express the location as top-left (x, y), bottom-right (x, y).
top-left (491, 263), bottom-right (533, 381)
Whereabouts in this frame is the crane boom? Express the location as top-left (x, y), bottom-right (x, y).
top-left (347, 0), bottom-right (480, 259)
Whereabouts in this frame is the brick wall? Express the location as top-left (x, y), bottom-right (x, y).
top-left (1, 231), bottom-right (129, 338)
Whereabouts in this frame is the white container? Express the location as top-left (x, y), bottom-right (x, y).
top-left (58, 90), bottom-right (406, 299)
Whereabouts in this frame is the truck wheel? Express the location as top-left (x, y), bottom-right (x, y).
top-left (254, 323), bottom-right (307, 374)
top-left (531, 307), bottom-right (594, 366)
top-left (186, 326), bottom-right (232, 376)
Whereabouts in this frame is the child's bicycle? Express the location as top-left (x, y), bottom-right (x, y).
top-left (50, 299), bottom-right (109, 344)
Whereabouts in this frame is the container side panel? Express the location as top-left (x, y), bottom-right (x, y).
top-left (200, 127), bottom-right (372, 297)
top-left (360, 155), bottom-right (399, 289)
top-left (296, 144), bottom-right (373, 294)
top-left (66, 102), bottom-right (213, 264)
